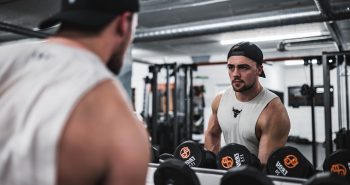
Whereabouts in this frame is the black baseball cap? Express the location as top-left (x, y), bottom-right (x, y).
top-left (38, 0), bottom-right (140, 30)
top-left (227, 42), bottom-right (266, 78)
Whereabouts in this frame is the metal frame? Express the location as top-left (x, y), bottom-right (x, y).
top-left (183, 67), bottom-right (189, 140)
top-left (148, 63), bottom-right (180, 151)
top-left (322, 51), bottom-right (350, 156)
top-left (323, 52), bottom-right (334, 156)
top-left (336, 55), bottom-right (343, 130)
top-left (173, 65), bottom-right (179, 148)
top-left (149, 65), bottom-right (160, 145)
top-left (165, 65), bottom-right (170, 127)
top-left (0, 21), bottom-right (50, 39)
top-left (189, 66), bottom-right (194, 140)
top-left (344, 55), bottom-right (350, 130)
top-left (306, 58), bottom-right (317, 169)
top-left (179, 64), bottom-right (198, 141)
top-left (313, 0), bottom-right (346, 51)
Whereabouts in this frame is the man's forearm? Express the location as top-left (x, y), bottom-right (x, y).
top-left (204, 134), bottom-right (221, 154)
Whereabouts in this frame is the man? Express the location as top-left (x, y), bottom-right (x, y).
top-left (204, 42), bottom-right (290, 167)
top-left (0, 0), bottom-right (150, 185)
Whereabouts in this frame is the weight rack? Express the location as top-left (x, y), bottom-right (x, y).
top-left (146, 163), bottom-right (307, 185)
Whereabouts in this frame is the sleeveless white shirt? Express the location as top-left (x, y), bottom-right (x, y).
top-left (217, 87), bottom-right (277, 155)
top-left (0, 41), bottom-right (115, 185)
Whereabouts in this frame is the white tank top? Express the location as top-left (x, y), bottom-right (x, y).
top-left (217, 87), bottom-right (277, 155)
top-left (0, 41), bottom-right (115, 185)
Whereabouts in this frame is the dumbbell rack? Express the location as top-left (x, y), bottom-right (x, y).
top-left (147, 163), bottom-right (307, 185)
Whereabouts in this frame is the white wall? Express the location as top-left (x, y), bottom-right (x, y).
top-left (131, 62), bottom-right (150, 115)
top-left (195, 65), bottom-right (231, 144)
top-left (260, 63), bottom-right (285, 92)
top-left (284, 64), bottom-right (340, 142)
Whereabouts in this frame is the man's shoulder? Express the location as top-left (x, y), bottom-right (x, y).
top-left (58, 79), bottom-right (149, 185)
top-left (260, 96), bottom-right (289, 125)
top-left (0, 39), bottom-right (40, 55)
top-left (212, 90), bottom-right (227, 112)
top-left (2, 39), bottom-right (46, 51)
top-left (63, 78), bottom-right (142, 151)
top-left (216, 86), bottom-right (231, 97)
top-left (80, 79), bottom-right (133, 114)
top-left (266, 97), bottom-right (284, 110)
top-left (263, 88), bottom-right (278, 98)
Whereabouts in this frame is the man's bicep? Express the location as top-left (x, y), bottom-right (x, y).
top-left (258, 130), bottom-right (287, 165)
top-left (258, 99), bottom-right (291, 165)
top-left (207, 113), bottom-right (221, 131)
top-left (106, 112), bottom-right (150, 185)
top-left (96, 81), bottom-right (150, 185)
top-left (208, 94), bottom-right (223, 133)
top-left (107, 129), bottom-right (150, 185)
top-left (264, 98), bottom-right (290, 142)
top-left (204, 114), bottom-right (222, 153)
top-left (271, 100), bottom-right (291, 142)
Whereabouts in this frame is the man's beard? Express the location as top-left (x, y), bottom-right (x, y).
top-left (232, 78), bottom-right (256, 92)
top-left (107, 53), bottom-right (123, 75)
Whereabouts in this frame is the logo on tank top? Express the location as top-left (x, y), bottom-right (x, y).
top-left (232, 106), bottom-right (242, 118)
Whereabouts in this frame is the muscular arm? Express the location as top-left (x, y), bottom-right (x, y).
top-left (257, 97), bottom-right (290, 167)
top-left (58, 80), bottom-right (150, 185)
top-left (204, 94), bottom-right (223, 154)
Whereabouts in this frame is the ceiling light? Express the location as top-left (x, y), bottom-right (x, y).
top-left (284, 60), bottom-right (304, 66)
top-left (220, 31), bottom-right (323, 45)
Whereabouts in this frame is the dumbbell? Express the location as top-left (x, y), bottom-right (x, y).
top-left (159, 153), bottom-right (174, 163)
top-left (173, 140), bottom-right (217, 169)
top-left (266, 146), bottom-right (315, 178)
top-left (154, 159), bottom-right (200, 185)
top-left (151, 146), bottom-right (159, 163)
top-left (304, 172), bottom-right (350, 185)
top-left (216, 143), bottom-right (262, 171)
top-left (323, 149), bottom-right (350, 181)
top-left (221, 165), bottom-right (274, 185)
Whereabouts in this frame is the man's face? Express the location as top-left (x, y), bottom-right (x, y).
top-left (107, 13), bottom-right (138, 75)
top-left (227, 56), bottom-right (262, 92)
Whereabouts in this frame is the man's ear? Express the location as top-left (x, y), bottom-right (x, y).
top-left (258, 64), bottom-right (263, 76)
top-left (115, 12), bottom-right (133, 36)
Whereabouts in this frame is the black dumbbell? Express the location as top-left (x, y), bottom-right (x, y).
top-left (204, 150), bottom-right (217, 169)
top-left (266, 146), bottom-right (315, 178)
top-left (151, 146), bottom-right (159, 163)
top-left (323, 149), bottom-right (350, 181)
top-left (154, 159), bottom-right (200, 185)
top-left (159, 153), bottom-right (174, 163)
top-left (216, 143), bottom-right (262, 171)
top-left (251, 153), bottom-right (262, 170)
top-left (173, 140), bottom-right (217, 169)
top-left (304, 172), bottom-right (350, 185)
top-left (221, 165), bottom-right (274, 185)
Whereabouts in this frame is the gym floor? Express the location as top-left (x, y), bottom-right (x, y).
top-left (286, 142), bottom-right (326, 170)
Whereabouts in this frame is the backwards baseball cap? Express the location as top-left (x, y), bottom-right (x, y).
top-left (227, 42), bottom-right (266, 78)
top-left (38, 0), bottom-right (139, 30)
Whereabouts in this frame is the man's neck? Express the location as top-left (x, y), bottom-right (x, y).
top-left (235, 83), bottom-right (263, 102)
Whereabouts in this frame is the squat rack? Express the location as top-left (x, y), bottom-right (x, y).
top-left (322, 51), bottom-right (350, 156)
top-left (146, 63), bottom-right (198, 153)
